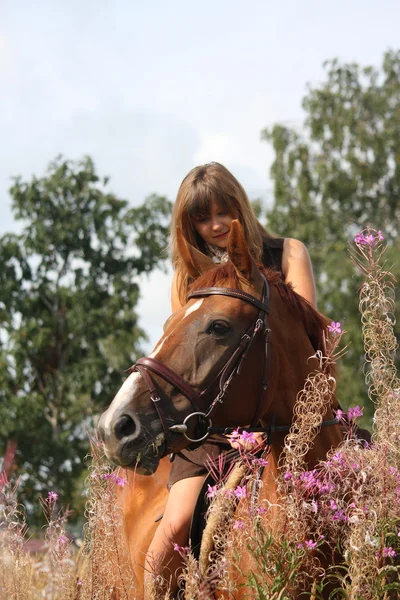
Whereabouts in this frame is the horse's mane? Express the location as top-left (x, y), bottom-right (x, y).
top-left (189, 262), bottom-right (333, 374)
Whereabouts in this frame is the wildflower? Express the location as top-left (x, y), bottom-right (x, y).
top-left (332, 452), bottom-right (345, 466)
top-left (354, 233), bottom-right (367, 245)
top-left (328, 321), bottom-right (342, 334)
top-left (256, 506), bottom-right (268, 515)
top-left (206, 484), bottom-right (218, 499)
top-left (377, 230), bottom-right (384, 241)
top-left (77, 580), bottom-right (83, 586)
top-left (103, 473), bottom-right (127, 486)
top-left (173, 543), bottom-right (189, 556)
top-left (239, 431), bottom-right (257, 445)
top-left (253, 456), bottom-right (269, 467)
top-left (329, 499), bottom-right (338, 511)
top-left (335, 408), bottom-right (345, 421)
top-left (233, 520), bottom-right (245, 530)
top-left (283, 471), bottom-right (292, 481)
top-left (382, 547), bottom-right (396, 558)
top-left (234, 485), bottom-right (247, 499)
top-left (230, 428), bottom-right (241, 440)
top-left (347, 406), bottom-right (363, 420)
top-left (47, 491), bottom-right (58, 502)
top-left (304, 539), bottom-right (318, 550)
top-left (332, 509), bottom-right (348, 522)
top-left (113, 475), bottom-right (127, 487)
top-left (364, 233), bottom-right (376, 246)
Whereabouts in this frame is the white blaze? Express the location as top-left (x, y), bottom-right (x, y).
top-left (103, 371), bottom-right (142, 433)
top-left (183, 299), bottom-right (203, 318)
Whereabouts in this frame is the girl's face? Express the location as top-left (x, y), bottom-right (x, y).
top-left (192, 201), bottom-right (234, 249)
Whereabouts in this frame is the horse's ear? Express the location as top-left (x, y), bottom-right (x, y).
top-left (227, 220), bottom-right (263, 291)
top-left (176, 228), bottom-right (214, 278)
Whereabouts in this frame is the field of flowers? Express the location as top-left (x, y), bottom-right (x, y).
top-left (1, 230), bottom-right (399, 599)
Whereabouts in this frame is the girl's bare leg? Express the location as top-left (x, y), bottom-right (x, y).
top-left (144, 475), bottom-right (205, 598)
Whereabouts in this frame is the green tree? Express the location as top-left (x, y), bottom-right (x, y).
top-left (0, 156), bottom-right (172, 524)
top-left (263, 50), bottom-right (400, 423)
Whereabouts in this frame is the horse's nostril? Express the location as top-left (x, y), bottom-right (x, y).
top-left (114, 414), bottom-right (137, 440)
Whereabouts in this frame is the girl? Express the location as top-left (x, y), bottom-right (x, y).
top-left (144, 162), bottom-right (317, 596)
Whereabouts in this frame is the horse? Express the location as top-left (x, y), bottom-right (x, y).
top-left (98, 220), bottom-right (344, 598)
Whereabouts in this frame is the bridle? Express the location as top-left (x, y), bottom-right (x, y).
top-left (131, 275), bottom-right (340, 456)
top-left (132, 276), bottom-right (271, 455)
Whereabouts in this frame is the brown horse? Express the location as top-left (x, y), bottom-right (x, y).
top-left (98, 220), bottom-right (344, 598)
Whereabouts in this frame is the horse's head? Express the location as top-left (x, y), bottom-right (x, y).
top-left (98, 221), bottom-right (332, 474)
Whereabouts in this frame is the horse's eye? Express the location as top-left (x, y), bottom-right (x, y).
top-left (207, 320), bottom-right (231, 336)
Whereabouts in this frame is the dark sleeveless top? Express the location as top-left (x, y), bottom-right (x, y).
top-left (168, 238), bottom-right (285, 488)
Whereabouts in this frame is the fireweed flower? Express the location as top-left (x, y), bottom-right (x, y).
top-left (305, 539), bottom-right (318, 550)
top-left (354, 233), bottom-right (367, 245)
top-left (173, 543), bottom-right (190, 556)
top-left (233, 520), bottom-right (245, 530)
top-left (234, 485), bottom-right (247, 499)
top-left (377, 230), bottom-right (384, 241)
top-left (47, 491), bottom-right (58, 502)
top-left (382, 547), bottom-right (396, 558)
top-left (103, 473), bottom-right (127, 486)
top-left (335, 408), bottom-right (345, 421)
top-left (239, 430), bottom-right (257, 445)
top-left (347, 406), bottom-right (363, 420)
top-left (328, 321), bottom-right (342, 334)
top-left (206, 484), bottom-right (218, 499)
top-left (256, 506), bottom-right (268, 515)
top-left (364, 233), bottom-right (376, 246)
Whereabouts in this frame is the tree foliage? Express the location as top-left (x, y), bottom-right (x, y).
top-left (0, 156), bottom-right (172, 524)
top-left (263, 50), bottom-right (400, 422)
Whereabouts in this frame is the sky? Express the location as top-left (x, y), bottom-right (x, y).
top-left (1, 0), bottom-right (399, 350)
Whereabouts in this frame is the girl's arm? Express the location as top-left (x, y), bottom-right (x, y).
top-left (282, 238), bottom-right (317, 308)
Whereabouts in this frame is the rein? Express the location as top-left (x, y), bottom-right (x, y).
top-left (131, 276), bottom-right (340, 455)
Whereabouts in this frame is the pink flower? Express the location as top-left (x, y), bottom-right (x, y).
top-left (283, 472), bottom-right (292, 481)
top-left (113, 475), bottom-right (127, 487)
top-left (256, 506), bottom-right (268, 515)
top-left (335, 409), bottom-right (345, 421)
top-left (377, 230), bottom-right (384, 241)
top-left (230, 428), bottom-right (240, 440)
top-left (173, 542), bottom-right (190, 556)
top-left (364, 233), bottom-right (376, 246)
top-left (233, 519), bottom-right (245, 530)
top-left (234, 485), bottom-right (247, 499)
top-left (206, 484), bottom-right (218, 499)
top-left (347, 406), bottom-right (363, 420)
top-left (239, 431), bottom-right (257, 445)
top-left (354, 233), bottom-right (367, 245)
top-left (47, 491), bottom-right (58, 502)
top-left (328, 321), bottom-right (342, 334)
top-left (305, 539), bottom-right (318, 550)
top-left (382, 547), bottom-right (396, 558)
top-left (103, 473), bottom-right (127, 486)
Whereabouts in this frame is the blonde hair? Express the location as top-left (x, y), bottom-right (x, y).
top-left (171, 162), bottom-right (269, 305)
